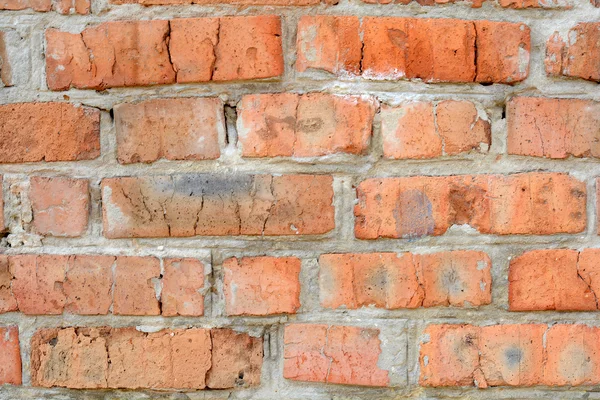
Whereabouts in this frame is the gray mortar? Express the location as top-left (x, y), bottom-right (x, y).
top-left (1, 0), bottom-right (600, 398)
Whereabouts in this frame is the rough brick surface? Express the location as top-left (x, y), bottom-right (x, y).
top-left (546, 23), bottom-right (600, 82)
top-left (112, 257), bottom-right (160, 316)
top-left (381, 101), bottom-right (490, 159)
top-left (0, 103), bottom-right (100, 163)
top-left (31, 327), bottom-right (261, 389)
top-left (46, 17), bottom-right (283, 90)
top-left (0, 326), bottom-right (21, 385)
top-left (223, 256), bottom-right (301, 315)
top-left (320, 251), bottom-right (491, 309)
top-left (354, 173), bottom-right (586, 239)
top-left (509, 249), bottom-right (600, 311)
top-left (114, 98), bottom-right (224, 164)
top-left (421, 324), bottom-right (600, 387)
top-left (112, 0), bottom-right (329, 5)
top-left (102, 174), bottom-right (335, 238)
top-left (29, 177), bottom-right (89, 237)
top-left (237, 93), bottom-right (377, 157)
top-left (508, 97), bottom-right (600, 158)
top-left (284, 324), bottom-right (390, 386)
top-left (162, 258), bottom-right (205, 317)
top-left (0, 175), bottom-right (3, 231)
top-left (0, 0), bottom-right (89, 13)
top-left (300, 16), bottom-right (530, 84)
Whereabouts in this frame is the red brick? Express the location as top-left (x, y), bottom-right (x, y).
top-left (0, 256), bottom-right (17, 313)
top-left (420, 324), bottom-right (546, 387)
top-left (114, 98), bottom-right (223, 164)
top-left (101, 174), bottom-right (334, 238)
top-left (544, 324), bottom-right (600, 386)
top-left (0, 103), bottom-right (100, 163)
top-left (237, 93), bottom-right (377, 157)
top-left (308, 17), bottom-right (530, 83)
top-left (508, 97), bottom-right (600, 159)
top-left (381, 100), bottom-right (490, 159)
top-left (168, 18), bottom-right (219, 83)
top-left (112, 257), bottom-right (160, 316)
top-left (474, 21), bottom-right (530, 84)
top-left (113, 0), bottom-right (324, 4)
top-left (46, 21), bottom-right (175, 91)
top-left (361, 0), bottom-right (568, 6)
top-left (0, 175), bottom-right (3, 231)
top-left (31, 327), bottom-right (240, 389)
top-left (212, 16), bottom-right (283, 81)
top-left (354, 173), bottom-right (585, 239)
top-left (206, 329), bottom-right (263, 389)
top-left (0, 326), bottom-right (21, 385)
top-left (546, 23), bottom-right (600, 82)
top-left (284, 324), bottom-right (389, 386)
top-left (9, 255), bottom-right (67, 315)
top-left (0, 0), bottom-right (89, 12)
top-left (320, 251), bottom-right (491, 309)
top-left (162, 258), bottom-right (205, 317)
top-left (509, 249), bottom-right (600, 311)
top-left (30, 177), bottom-right (89, 237)
top-left (223, 256), bottom-right (301, 316)
top-left (64, 255), bottom-right (114, 315)
top-left (296, 16), bottom-right (362, 76)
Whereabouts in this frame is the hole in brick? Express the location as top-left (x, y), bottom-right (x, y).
top-left (109, 109), bottom-right (114, 121)
top-left (502, 107), bottom-right (506, 119)
top-left (480, 82), bottom-right (493, 87)
top-left (49, 337), bottom-right (58, 347)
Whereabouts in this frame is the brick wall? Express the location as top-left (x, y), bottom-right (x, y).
top-left (0, 0), bottom-right (600, 397)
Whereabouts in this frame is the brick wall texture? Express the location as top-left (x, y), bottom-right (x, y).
top-left (0, 0), bottom-right (600, 397)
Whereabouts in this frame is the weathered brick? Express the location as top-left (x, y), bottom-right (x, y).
top-left (223, 256), bottom-right (301, 316)
top-left (296, 16), bottom-right (362, 76)
top-left (381, 100), bottom-right (490, 159)
top-left (0, 175), bottom-right (3, 231)
top-left (361, 0), bottom-right (568, 7)
top-left (9, 255), bottom-right (67, 315)
top-left (0, 256), bottom-right (17, 313)
top-left (284, 324), bottom-right (390, 386)
top-left (421, 324), bottom-right (600, 387)
top-left (304, 17), bottom-right (530, 83)
top-left (115, 98), bottom-right (223, 164)
top-left (354, 173), bottom-right (585, 239)
top-left (0, 103), bottom-right (100, 163)
top-left (30, 177), bottom-right (89, 237)
top-left (112, 257), bottom-right (160, 316)
top-left (0, 0), bottom-right (89, 12)
top-left (0, 326), bottom-right (21, 385)
top-left (237, 93), bottom-right (377, 157)
top-left (320, 251), bottom-right (491, 309)
top-left (112, 0), bottom-right (325, 4)
top-left (63, 256), bottom-right (114, 315)
top-left (102, 174), bottom-right (334, 238)
top-left (162, 258), bottom-right (205, 317)
top-left (206, 329), bottom-right (263, 389)
top-left (420, 324), bottom-right (546, 387)
top-left (508, 97), bottom-right (600, 158)
top-left (46, 17), bottom-right (283, 90)
top-left (546, 23), bottom-right (600, 82)
top-left (509, 249), bottom-right (600, 311)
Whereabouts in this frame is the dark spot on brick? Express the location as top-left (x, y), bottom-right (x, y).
top-left (393, 189), bottom-right (434, 238)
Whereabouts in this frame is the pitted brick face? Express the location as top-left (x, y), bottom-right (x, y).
top-left (101, 174), bottom-right (335, 238)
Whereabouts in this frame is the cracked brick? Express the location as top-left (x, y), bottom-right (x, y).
top-left (546, 23), bottom-right (600, 82)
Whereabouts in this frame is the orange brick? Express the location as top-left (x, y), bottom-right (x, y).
top-left (296, 16), bottom-right (362, 76)
top-left (212, 16), bottom-right (283, 81)
top-left (0, 326), bottom-right (21, 385)
top-left (284, 324), bottom-right (390, 386)
top-left (0, 175), bottom-right (3, 231)
top-left (508, 97), bottom-right (600, 158)
top-left (102, 174), bottom-right (334, 238)
top-left (237, 93), bottom-right (377, 157)
top-left (546, 23), bottom-right (600, 82)
top-left (509, 249), bottom-right (600, 311)
top-left (9, 255), bottom-right (67, 315)
top-left (0, 0), bottom-right (89, 12)
top-left (320, 251), bottom-right (491, 309)
top-left (115, 98), bottom-right (223, 164)
top-left (0, 103), bottom-right (100, 163)
top-left (161, 258), bottom-right (205, 317)
top-left (206, 329), bottom-right (263, 389)
top-left (112, 257), bottom-right (160, 316)
top-left (420, 324), bottom-right (546, 387)
top-left (381, 100), bottom-right (490, 159)
top-left (169, 18), bottom-right (219, 83)
top-left (63, 255), bottom-right (114, 315)
top-left (354, 173), bottom-right (586, 239)
top-left (29, 177), bottom-right (89, 237)
top-left (223, 256), bottom-right (301, 316)
top-left (0, 256), bottom-right (17, 313)
top-left (474, 21), bottom-right (530, 83)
